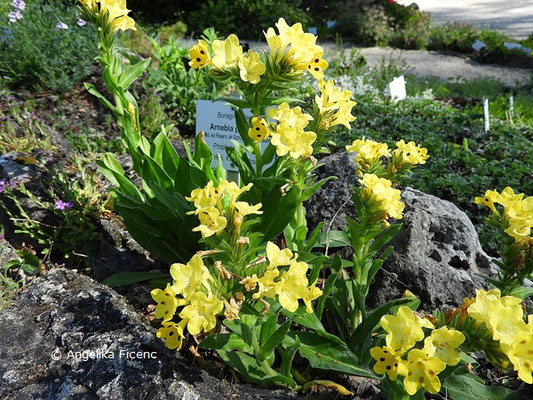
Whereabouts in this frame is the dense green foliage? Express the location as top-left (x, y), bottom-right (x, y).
top-left (0, 0), bottom-right (98, 92)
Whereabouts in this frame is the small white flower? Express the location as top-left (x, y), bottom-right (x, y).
top-left (56, 21), bottom-right (69, 30)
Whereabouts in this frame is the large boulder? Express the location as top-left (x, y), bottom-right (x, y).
top-left (367, 187), bottom-right (494, 310)
top-left (0, 269), bottom-right (299, 400)
top-left (307, 151), bottom-right (495, 311)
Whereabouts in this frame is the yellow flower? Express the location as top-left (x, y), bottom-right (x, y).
top-left (156, 320), bottom-right (187, 350)
top-left (306, 53), bottom-right (328, 79)
top-left (359, 174), bottom-right (405, 220)
top-left (186, 180), bottom-right (223, 209)
top-left (422, 326), bottom-right (465, 366)
top-left (400, 349), bottom-right (446, 395)
top-left (110, 15), bottom-right (136, 32)
top-left (370, 346), bottom-right (402, 380)
top-left (271, 123), bottom-right (316, 159)
top-left (275, 260), bottom-right (310, 312)
top-left (474, 189), bottom-right (500, 214)
top-left (179, 292), bottom-right (224, 335)
top-left (466, 288), bottom-right (504, 325)
top-left (189, 39), bottom-right (210, 69)
top-left (234, 201), bottom-right (263, 217)
top-left (211, 34), bottom-right (243, 69)
top-left (303, 282), bottom-right (323, 313)
top-left (238, 50), bottom-right (266, 84)
top-left (346, 138), bottom-right (390, 163)
top-left (393, 140), bottom-right (429, 165)
top-left (191, 206), bottom-right (228, 238)
top-left (380, 306), bottom-right (434, 351)
top-left (170, 255), bottom-right (212, 298)
top-left (251, 269), bottom-right (279, 299)
top-left (270, 18), bottom-right (323, 70)
top-left (151, 284), bottom-right (178, 321)
top-left (248, 116), bottom-right (270, 142)
top-left (266, 241), bottom-right (296, 269)
top-left (99, 0), bottom-right (136, 32)
top-left (218, 180), bottom-right (253, 204)
top-left (78, 0), bottom-right (98, 11)
top-left (505, 323), bottom-right (533, 384)
top-left (268, 102), bottom-right (313, 129)
top-left (486, 300), bottom-right (527, 346)
top-left (316, 80), bottom-right (356, 129)
top-left (495, 187), bottom-right (524, 208)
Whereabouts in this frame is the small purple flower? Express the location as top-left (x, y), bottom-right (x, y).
top-left (56, 21), bottom-right (68, 30)
top-left (76, 18), bottom-right (87, 27)
top-left (11, 0), bottom-right (26, 10)
top-left (8, 10), bottom-right (23, 23)
top-left (54, 200), bottom-right (74, 210)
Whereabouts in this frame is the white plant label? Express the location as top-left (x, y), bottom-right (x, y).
top-left (483, 98), bottom-right (490, 133)
top-left (389, 75), bottom-right (406, 101)
top-left (196, 100), bottom-right (270, 172)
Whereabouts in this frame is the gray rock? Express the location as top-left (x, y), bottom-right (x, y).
top-left (306, 150), bottom-right (495, 311)
top-left (305, 151), bottom-right (357, 232)
top-left (0, 268), bottom-right (300, 400)
top-left (368, 187), bottom-right (494, 310)
top-left (0, 152), bottom-right (36, 183)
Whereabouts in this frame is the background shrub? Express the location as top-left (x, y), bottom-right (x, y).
top-left (187, 0), bottom-right (311, 39)
top-left (0, 0), bottom-right (98, 92)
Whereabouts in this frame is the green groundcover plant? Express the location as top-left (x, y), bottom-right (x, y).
top-left (78, 0), bottom-right (533, 398)
top-left (0, 0), bottom-right (98, 91)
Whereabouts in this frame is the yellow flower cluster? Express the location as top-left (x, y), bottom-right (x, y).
top-left (240, 242), bottom-right (322, 313)
top-left (151, 255), bottom-right (225, 350)
top-left (346, 138), bottom-right (390, 166)
top-left (267, 102), bottom-right (317, 158)
top-left (475, 187), bottom-right (533, 242)
top-left (393, 140), bottom-right (429, 165)
top-left (78, 0), bottom-right (136, 32)
top-left (467, 289), bottom-right (533, 384)
top-left (188, 34), bottom-right (266, 84)
top-left (189, 18), bottom-right (328, 82)
top-left (359, 174), bottom-right (405, 220)
top-left (265, 18), bottom-right (328, 79)
top-left (316, 79), bottom-right (357, 129)
top-left (186, 180), bottom-right (262, 238)
top-left (346, 138), bottom-right (428, 170)
top-left (371, 306), bottom-right (465, 395)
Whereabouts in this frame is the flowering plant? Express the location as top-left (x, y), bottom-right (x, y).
top-left (79, 1), bottom-right (532, 397)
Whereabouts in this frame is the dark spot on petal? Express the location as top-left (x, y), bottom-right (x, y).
top-left (314, 67), bottom-right (320, 71)
top-left (169, 331), bottom-right (174, 336)
top-left (161, 301), bottom-right (166, 305)
top-left (419, 377), bottom-right (424, 383)
top-left (315, 58), bottom-right (319, 63)
top-left (380, 358), bottom-right (385, 362)
top-left (386, 365), bottom-right (392, 370)
top-left (395, 363), bottom-right (398, 367)
top-left (196, 58), bottom-right (201, 62)
top-left (255, 127), bottom-right (260, 130)
top-left (200, 50), bottom-right (205, 54)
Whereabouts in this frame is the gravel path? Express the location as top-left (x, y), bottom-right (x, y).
top-left (357, 47), bottom-right (531, 86)
top-left (396, 0), bottom-right (533, 39)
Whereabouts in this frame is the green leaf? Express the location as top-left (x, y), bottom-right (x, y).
top-left (258, 186), bottom-right (300, 243)
top-left (316, 230), bottom-right (351, 248)
top-left (260, 310), bottom-right (279, 347)
top-left (280, 335), bottom-right (300, 378)
top-left (241, 322), bottom-right (254, 347)
top-left (443, 373), bottom-right (528, 400)
top-left (508, 286), bottom-right (533, 299)
top-left (102, 271), bottom-right (170, 287)
top-left (290, 331), bottom-right (374, 378)
top-left (369, 223), bottom-right (402, 254)
top-left (258, 320), bottom-right (291, 362)
top-left (200, 333), bottom-right (253, 353)
top-left (117, 58), bottom-right (151, 89)
top-left (316, 271), bottom-right (340, 320)
top-left (84, 83), bottom-right (116, 112)
top-left (260, 374), bottom-right (297, 388)
top-left (217, 350), bottom-right (265, 385)
top-left (226, 141), bottom-right (255, 184)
